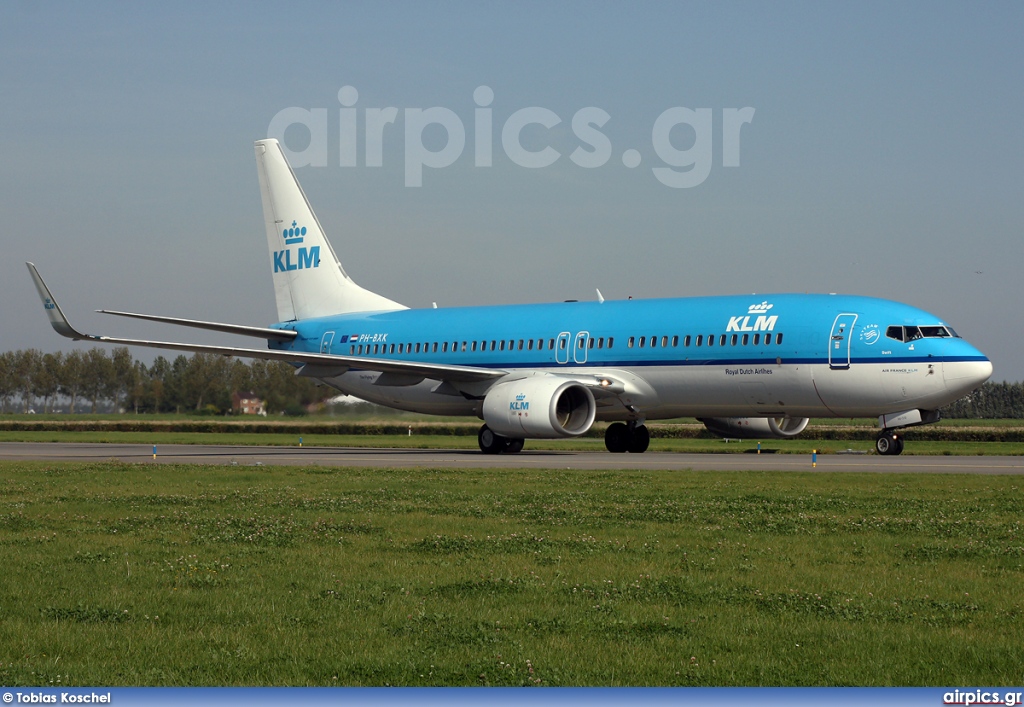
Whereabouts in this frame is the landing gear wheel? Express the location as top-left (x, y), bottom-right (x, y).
top-left (605, 422), bottom-right (629, 453)
top-left (628, 424), bottom-right (650, 454)
top-left (505, 438), bottom-right (525, 454)
top-left (478, 425), bottom-right (506, 454)
top-left (875, 431), bottom-right (904, 456)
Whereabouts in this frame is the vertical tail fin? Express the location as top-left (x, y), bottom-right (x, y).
top-left (254, 138), bottom-right (405, 321)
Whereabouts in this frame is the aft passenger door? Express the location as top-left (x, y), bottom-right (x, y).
top-left (320, 331), bottom-right (335, 354)
top-left (828, 314), bottom-right (857, 369)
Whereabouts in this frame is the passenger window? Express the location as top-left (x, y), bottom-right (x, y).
top-left (730, 334), bottom-right (737, 346)
top-left (499, 340), bottom-right (505, 351)
top-left (559, 338), bottom-right (566, 350)
top-left (776, 333), bottom-right (784, 345)
top-left (472, 341), bottom-right (478, 352)
top-left (432, 342), bottom-right (438, 353)
top-left (527, 339), bottom-right (533, 350)
top-left (607, 337), bottom-right (614, 348)
top-left (462, 342), bottom-right (467, 352)
top-left (441, 342), bottom-right (447, 352)
top-left (639, 337), bottom-right (646, 348)
top-left (373, 344), bottom-right (379, 354)
top-left (398, 344), bottom-right (404, 353)
top-left (764, 334), bottom-right (772, 345)
top-left (671, 336), bottom-right (677, 347)
top-left (588, 338), bottom-right (595, 349)
top-left (742, 334), bottom-right (749, 346)
top-left (548, 339), bottom-right (555, 350)
top-left (684, 335), bottom-right (691, 347)
top-left (490, 341), bottom-right (496, 351)
top-left (598, 337), bottom-right (604, 348)
top-left (719, 334), bottom-right (726, 346)
top-left (350, 345), bottom-right (355, 354)
top-left (753, 334), bottom-right (759, 346)
top-left (650, 336), bottom-right (657, 348)
top-left (707, 335), bottom-right (714, 347)
top-left (696, 335), bottom-right (702, 346)
top-left (628, 337), bottom-right (635, 348)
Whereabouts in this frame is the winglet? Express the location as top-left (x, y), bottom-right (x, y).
top-left (25, 263), bottom-right (91, 340)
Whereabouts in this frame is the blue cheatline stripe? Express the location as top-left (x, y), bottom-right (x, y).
top-left (332, 355), bottom-right (990, 372)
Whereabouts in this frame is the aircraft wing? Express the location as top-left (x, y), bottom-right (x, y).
top-left (26, 263), bottom-right (506, 384)
top-left (97, 310), bottom-right (298, 342)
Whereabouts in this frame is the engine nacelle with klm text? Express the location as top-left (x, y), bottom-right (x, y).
top-left (482, 376), bottom-right (596, 439)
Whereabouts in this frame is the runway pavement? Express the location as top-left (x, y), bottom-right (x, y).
top-left (1, 442), bottom-right (1023, 473)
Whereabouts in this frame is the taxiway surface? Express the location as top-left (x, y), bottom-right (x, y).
top-left (1, 442), bottom-right (1022, 474)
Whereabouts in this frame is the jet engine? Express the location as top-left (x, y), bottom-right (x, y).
top-left (482, 376), bottom-right (596, 438)
top-left (699, 416), bottom-right (810, 439)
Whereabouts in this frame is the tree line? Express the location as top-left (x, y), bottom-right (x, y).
top-left (1, 347), bottom-right (1021, 418)
top-left (0, 348), bottom-right (323, 415)
top-left (939, 381), bottom-right (1024, 419)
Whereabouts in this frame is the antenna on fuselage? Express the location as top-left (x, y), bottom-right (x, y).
top-left (596, 289), bottom-right (605, 304)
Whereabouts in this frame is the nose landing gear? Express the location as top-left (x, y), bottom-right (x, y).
top-left (875, 430), bottom-right (905, 456)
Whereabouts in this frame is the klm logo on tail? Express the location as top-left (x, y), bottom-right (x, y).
top-left (283, 220), bottom-right (306, 245)
top-left (273, 220), bottom-right (321, 273)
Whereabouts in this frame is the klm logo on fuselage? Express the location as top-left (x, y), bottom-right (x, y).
top-left (727, 301), bottom-right (777, 332)
top-left (273, 220), bottom-right (321, 273)
top-left (510, 393), bottom-right (529, 411)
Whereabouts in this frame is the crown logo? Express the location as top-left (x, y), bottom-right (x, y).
top-left (515, 394), bottom-right (526, 401)
top-left (747, 301), bottom-right (773, 315)
top-left (283, 220), bottom-right (307, 245)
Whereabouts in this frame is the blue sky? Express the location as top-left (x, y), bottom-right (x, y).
top-left (2, 1), bottom-right (1022, 380)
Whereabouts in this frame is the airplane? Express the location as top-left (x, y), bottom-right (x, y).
top-left (27, 138), bottom-right (992, 456)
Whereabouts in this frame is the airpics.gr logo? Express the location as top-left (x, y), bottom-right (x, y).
top-left (283, 220), bottom-right (307, 245)
top-left (273, 219), bottom-right (321, 273)
top-left (727, 301), bottom-right (777, 332)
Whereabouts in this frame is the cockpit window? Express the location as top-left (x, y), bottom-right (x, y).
top-left (918, 326), bottom-right (952, 338)
top-left (886, 324), bottom-right (958, 342)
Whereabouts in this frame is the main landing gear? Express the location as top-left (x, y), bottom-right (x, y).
top-left (875, 430), bottom-right (905, 456)
top-left (604, 421), bottom-right (650, 453)
top-left (478, 424), bottom-right (524, 454)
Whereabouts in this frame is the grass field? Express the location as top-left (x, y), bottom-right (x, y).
top-left (1, 461), bottom-right (1021, 686)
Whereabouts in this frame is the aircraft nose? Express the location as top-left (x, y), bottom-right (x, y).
top-left (943, 358), bottom-right (993, 395)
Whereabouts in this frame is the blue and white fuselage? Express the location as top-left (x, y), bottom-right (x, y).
top-left (27, 138), bottom-right (992, 455)
top-left (273, 294), bottom-right (989, 421)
